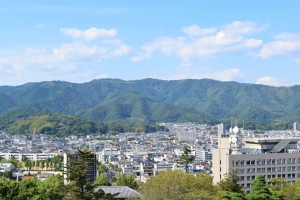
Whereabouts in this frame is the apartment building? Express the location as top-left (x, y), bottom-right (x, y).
top-left (63, 152), bottom-right (97, 184)
top-left (213, 126), bottom-right (300, 191)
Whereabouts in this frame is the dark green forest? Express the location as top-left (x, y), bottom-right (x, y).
top-left (0, 79), bottom-right (299, 134)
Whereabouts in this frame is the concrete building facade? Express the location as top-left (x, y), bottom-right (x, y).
top-left (213, 128), bottom-right (300, 191)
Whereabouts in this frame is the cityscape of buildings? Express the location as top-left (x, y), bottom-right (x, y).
top-left (0, 121), bottom-right (300, 191)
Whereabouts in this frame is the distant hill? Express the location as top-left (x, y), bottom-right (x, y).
top-left (0, 108), bottom-right (169, 136)
top-left (0, 78), bottom-right (299, 124)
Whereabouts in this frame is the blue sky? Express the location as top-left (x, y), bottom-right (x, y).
top-left (0, 0), bottom-right (299, 86)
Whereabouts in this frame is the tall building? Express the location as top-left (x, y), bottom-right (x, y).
top-left (218, 123), bottom-right (226, 137)
top-left (63, 151), bottom-right (97, 184)
top-left (213, 126), bottom-right (300, 192)
top-left (293, 122), bottom-right (300, 132)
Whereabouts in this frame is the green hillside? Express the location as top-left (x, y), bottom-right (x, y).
top-left (0, 78), bottom-right (299, 124)
top-left (0, 92), bottom-right (16, 114)
top-left (0, 109), bottom-right (169, 136)
top-left (78, 91), bottom-right (205, 123)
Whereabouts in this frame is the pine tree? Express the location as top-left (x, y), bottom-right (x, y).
top-left (176, 146), bottom-right (195, 173)
top-left (63, 149), bottom-right (111, 200)
top-left (246, 175), bottom-right (270, 200)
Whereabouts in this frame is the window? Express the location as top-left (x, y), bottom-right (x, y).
top-left (278, 174), bottom-right (281, 178)
top-left (247, 169), bottom-right (251, 173)
top-left (282, 159), bottom-right (286, 164)
top-left (239, 169), bottom-right (245, 174)
top-left (240, 176), bottom-right (245, 181)
top-left (277, 159), bottom-right (281, 165)
top-left (247, 183), bottom-right (251, 188)
top-left (297, 173), bottom-right (300, 178)
top-left (257, 160), bottom-right (261, 165)
top-left (278, 167), bottom-right (281, 172)
top-left (282, 167), bottom-right (286, 172)
top-left (257, 168), bottom-right (261, 173)
top-left (288, 174), bottom-right (291, 179)
top-left (272, 159), bottom-right (276, 165)
top-left (288, 158), bottom-right (291, 164)
top-left (262, 159), bottom-right (265, 165)
top-left (297, 158), bottom-right (300, 164)
top-left (288, 166), bottom-right (291, 171)
top-left (267, 159), bottom-right (271, 165)
top-left (262, 168), bottom-right (266, 172)
top-left (251, 160), bottom-right (255, 165)
top-left (292, 173), bottom-right (295, 178)
top-left (292, 158), bottom-right (296, 164)
top-left (272, 167), bottom-right (276, 172)
top-left (267, 167), bottom-right (271, 172)
top-left (246, 160), bottom-right (250, 166)
top-left (292, 166), bottom-right (296, 171)
top-left (282, 174), bottom-right (286, 178)
top-left (247, 176), bottom-right (251, 181)
top-left (272, 175), bottom-right (276, 178)
top-left (268, 175), bottom-right (271, 179)
top-left (252, 176), bottom-right (255, 180)
top-left (297, 166), bottom-right (300, 171)
top-left (241, 161), bottom-right (244, 166)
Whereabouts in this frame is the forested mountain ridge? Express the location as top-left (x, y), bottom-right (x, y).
top-left (0, 78), bottom-right (299, 123)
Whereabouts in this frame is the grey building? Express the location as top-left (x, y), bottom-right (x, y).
top-left (213, 130), bottom-right (300, 191)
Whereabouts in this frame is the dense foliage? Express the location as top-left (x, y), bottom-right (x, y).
top-left (0, 79), bottom-right (299, 124)
top-left (0, 109), bottom-right (168, 136)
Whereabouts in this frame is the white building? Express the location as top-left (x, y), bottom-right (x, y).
top-left (213, 127), bottom-right (300, 191)
top-left (178, 131), bottom-right (196, 143)
top-left (293, 122), bottom-right (300, 132)
top-left (218, 123), bottom-right (226, 137)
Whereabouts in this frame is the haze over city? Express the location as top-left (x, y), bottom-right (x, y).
top-left (0, 0), bottom-right (299, 86)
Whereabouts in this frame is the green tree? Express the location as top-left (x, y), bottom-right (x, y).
top-left (267, 178), bottom-right (286, 200)
top-left (116, 174), bottom-right (138, 189)
top-left (46, 161), bottom-right (49, 171)
top-left (0, 180), bottom-right (19, 200)
top-left (218, 168), bottom-right (245, 200)
top-left (41, 160), bottom-right (45, 171)
top-left (281, 180), bottom-right (300, 200)
top-left (63, 149), bottom-right (109, 200)
top-left (246, 175), bottom-right (270, 200)
top-left (17, 178), bottom-right (40, 199)
top-left (35, 175), bottom-right (64, 200)
top-left (141, 170), bottom-right (218, 200)
top-left (176, 146), bottom-right (195, 173)
top-left (97, 163), bottom-right (108, 174)
top-left (94, 173), bottom-right (111, 186)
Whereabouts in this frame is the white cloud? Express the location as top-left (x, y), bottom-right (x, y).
top-left (35, 23), bottom-right (45, 28)
top-left (182, 25), bottom-right (216, 37)
top-left (61, 27), bottom-right (117, 41)
top-left (256, 76), bottom-right (286, 86)
top-left (131, 56), bottom-right (143, 62)
top-left (154, 67), bottom-right (243, 82)
top-left (257, 32), bottom-right (300, 61)
top-left (140, 22), bottom-right (263, 65)
top-left (223, 21), bottom-right (267, 35)
top-left (0, 27), bottom-right (130, 85)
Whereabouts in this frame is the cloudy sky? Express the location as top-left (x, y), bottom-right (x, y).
top-left (0, 0), bottom-right (299, 86)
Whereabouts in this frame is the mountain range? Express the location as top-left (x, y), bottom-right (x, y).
top-left (0, 78), bottom-right (299, 124)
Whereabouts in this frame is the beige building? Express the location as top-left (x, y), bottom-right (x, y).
top-left (213, 128), bottom-right (300, 191)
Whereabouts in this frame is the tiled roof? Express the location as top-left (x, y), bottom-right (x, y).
top-left (95, 186), bottom-right (141, 199)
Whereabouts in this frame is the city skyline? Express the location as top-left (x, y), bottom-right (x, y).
top-left (0, 0), bottom-right (299, 86)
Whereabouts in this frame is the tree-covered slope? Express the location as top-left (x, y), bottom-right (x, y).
top-left (0, 78), bottom-right (299, 123)
top-left (78, 91), bottom-right (205, 123)
top-left (0, 92), bottom-right (16, 114)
